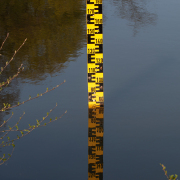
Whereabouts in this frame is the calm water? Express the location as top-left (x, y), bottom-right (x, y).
top-left (0, 0), bottom-right (180, 179)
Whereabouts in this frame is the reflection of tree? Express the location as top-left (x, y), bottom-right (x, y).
top-left (0, 0), bottom-right (86, 82)
top-left (113, 0), bottom-right (157, 35)
top-left (0, 0), bottom-right (86, 140)
top-left (0, 0), bottom-right (85, 125)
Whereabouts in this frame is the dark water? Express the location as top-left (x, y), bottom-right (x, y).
top-left (0, 0), bottom-right (180, 179)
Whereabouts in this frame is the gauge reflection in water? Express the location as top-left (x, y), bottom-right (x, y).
top-left (88, 107), bottom-right (104, 180)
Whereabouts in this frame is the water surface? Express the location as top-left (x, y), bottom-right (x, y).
top-left (1, 0), bottom-right (180, 179)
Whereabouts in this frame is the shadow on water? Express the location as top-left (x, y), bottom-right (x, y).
top-left (112, 0), bottom-right (157, 36)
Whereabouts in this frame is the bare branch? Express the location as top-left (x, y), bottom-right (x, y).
top-left (0, 38), bottom-right (27, 74)
top-left (0, 64), bottom-right (24, 91)
top-left (0, 80), bottom-right (66, 112)
top-left (0, 104), bottom-right (67, 147)
top-left (0, 33), bottom-right (9, 52)
top-left (38, 110), bottom-right (67, 128)
top-left (0, 146), bottom-right (15, 165)
top-left (0, 112), bottom-right (25, 140)
top-left (0, 33), bottom-right (67, 166)
top-left (0, 113), bottom-right (14, 128)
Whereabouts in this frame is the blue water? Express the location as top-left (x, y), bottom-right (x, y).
top-left (1, 0), bottom-right (180, 179)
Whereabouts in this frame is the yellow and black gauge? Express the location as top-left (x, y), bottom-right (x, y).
top-left (87, 1), bottom-right (104, 178)
top-left (87, 0), bottom-right (104, 109)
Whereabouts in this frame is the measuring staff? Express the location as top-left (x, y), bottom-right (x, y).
top-left (87, 0), bottom-right (104, 179)
top-left (87, 0), bottom-right (104, 109)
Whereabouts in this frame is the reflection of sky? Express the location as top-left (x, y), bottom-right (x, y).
top-left (104, 0), bottom-right (180, 179)
top-left (1, 0), bottom-right (180, 179)
top-left (104, 0), bottom-right (180, 99)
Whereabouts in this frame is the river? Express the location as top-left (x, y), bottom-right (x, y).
top-left (0, 0), bottom-right (180, 179)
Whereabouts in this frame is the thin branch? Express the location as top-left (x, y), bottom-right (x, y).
top-left (0, 154), bottom-right (5, 164)
top-left (160, 163), bottom-right (178, 180)
top-left (38, 110), bottom-right (67, 128)
top-left (0, 64), bottom-right (24, 91)
top-left (0, 112), bottom-right (25, 140)
top-left (0, 104), bottom-right (67, 147)
top-left (161, 164), bottom-right (169, 179)
top-left (0, 110), bottom-right (66, 164)
top-left (0, 80), bottom-right (66, 112)
top-left (0, 38), bottom-right (27, 75)
top-left (0, 113), bottom-right (14, 128)
top-left (0, 33), bottom-right (67, 166)
top-left (0, 33), bottom-right (9, 51)
top-left (0, 146), bottom-right (15, 165)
